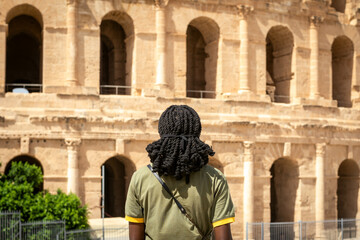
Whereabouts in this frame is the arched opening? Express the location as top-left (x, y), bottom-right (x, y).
top-left (5, 155), bottom-right (44, 192)
top-left (101, 156), bottom-right (135, 218)
top-left (208, 157), bottom-right (224, 173)
top-left (100, 12), bottom-right (134, 95)
top-left (266, 26), bottom-right (294, 103)
top-left (6, 12), bottom-right (42, 93)
top-left (186, 17), bottom-right (219, 99)
top-left (331, 0), bottom-right (346, 13)
top-left (338, 159), bottom-right (359, 219)
top-left (337, 159), bottom-right (359, 238)
top-left (270, 158), bottom-right (299, 238)
top-left (331, 36), bottom-right (353, 108)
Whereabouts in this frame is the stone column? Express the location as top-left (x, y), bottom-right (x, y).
top-left (243, 141), bottom-right (254, 239)
top-left (66, 0), bottom-right (78, 86)
top-left (237, 5), bottom-right (253, 93)
top-left (309, 16), bottom-right (323, 99)
top-left (354, 53), bottom-right (360, 107)
top-left (0, 24), bottom-right (6, 93)
top-left (65, 138), bottom-right (81, 195)
top-left (315, 143), bottom-right (326, 238)
top-left (155, 0), bottom-right (168, 88)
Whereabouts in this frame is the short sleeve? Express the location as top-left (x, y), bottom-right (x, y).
top-left (125, 172), bottom-right (144, 223)
top-left (212, 172), bottom-right (235, 227)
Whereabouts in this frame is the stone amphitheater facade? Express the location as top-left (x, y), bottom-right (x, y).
top-left (1, 0), bottom-right (360, 238)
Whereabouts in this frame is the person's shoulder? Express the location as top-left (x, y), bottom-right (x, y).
top-left (131, 165), bottom-right (152, 181)
top-left (201, 165), bottom-right (226, 179)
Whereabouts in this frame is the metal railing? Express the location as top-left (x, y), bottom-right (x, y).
top-left (0, 211), bottom-right (21, 240)
top-left (100, 85), bottom-right (131, 95)
top-left (247, 218), bottom-right (359, 240)
top-left (21, 220), bottom-right (65, 240)
top-left (186, 89), bottom-right (217, 99)
top-left (1, 211), bottom-right (129, 240)
top-left (6, 83), bottom-right (43, 93)
top-left (266, 92), bottom-right (291, 103)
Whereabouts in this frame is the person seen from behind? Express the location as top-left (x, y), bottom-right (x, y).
top-left (125, 105), bottom-right (235, 240)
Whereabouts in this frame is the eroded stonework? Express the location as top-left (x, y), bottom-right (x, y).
top-left (1, 0), bottom-right (360, 239)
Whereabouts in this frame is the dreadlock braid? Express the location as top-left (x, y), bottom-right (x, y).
top-left (146, 105), bottom-right (215, 183)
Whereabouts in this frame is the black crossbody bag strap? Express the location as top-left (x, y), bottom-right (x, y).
top-left (147, 164), bottom-right (210, 239)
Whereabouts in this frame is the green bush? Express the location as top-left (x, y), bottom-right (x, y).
top-left (2, 161), bottom-right (43, 188)
top-left (0, 161), bottom-right (89, 230)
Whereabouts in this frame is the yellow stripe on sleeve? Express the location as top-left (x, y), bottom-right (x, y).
top-left (125, 216), bottom-right (145, 223)
top-left (212, 217), bottom-right (235, 228)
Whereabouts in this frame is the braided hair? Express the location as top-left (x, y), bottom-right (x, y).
top-left (146, 105), bottom-right (215, 183)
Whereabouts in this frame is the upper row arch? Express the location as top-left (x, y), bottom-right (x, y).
top-left (6, 4), bottom-right (43, 28)
top-left (2, 3), bottom-right (359, 51)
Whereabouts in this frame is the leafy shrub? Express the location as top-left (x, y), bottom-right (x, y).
top-left (0, 161), bottom-right (88, 230)
top-left (3, 161), bottom-right (43, 188)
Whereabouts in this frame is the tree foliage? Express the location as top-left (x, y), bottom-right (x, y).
top-left (0, 161), bottom-right (89, 230)
top-left (3, 161), bottom-right (43, 188)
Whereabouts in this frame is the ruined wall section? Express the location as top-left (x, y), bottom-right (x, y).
top-left (0, 94), bottom-right (360, 238)
top-left (0, 0), bottom-right (360, 239)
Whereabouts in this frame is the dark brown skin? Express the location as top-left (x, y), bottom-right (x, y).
top-left (129, 222), bottom-right (145, 240)
top-left (129, 222), bottom-right (232, 240)
top-left (213, 224), bottom-right (233, 240)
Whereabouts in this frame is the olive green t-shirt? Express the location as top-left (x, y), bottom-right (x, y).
top-left (125, 165), bottom-right (235, 240)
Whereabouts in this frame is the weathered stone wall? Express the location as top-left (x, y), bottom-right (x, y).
top-left (1, 0), bottom-right (360, 239)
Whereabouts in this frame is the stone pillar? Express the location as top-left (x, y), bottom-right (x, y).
top-left (155, 0), bottom-right (168, 88)
top-left (309, 16), bottom-right (323, 99)
top-left (0, 24), bottom-right (6, 93)
top-left (65, 138), bottom-right (81, 195)
top-left (173, 34), bottom-right (187, 98)
top-left (66, 0), bottom-right (78, 86)
top-left (243, 141), bottom-right (254, 239)
top-left (315, 143), bottom-right (326, 238)
top-left (237, 5), bottom-right (253, 93)
top-left (353, 53), bottom-right (360, 107)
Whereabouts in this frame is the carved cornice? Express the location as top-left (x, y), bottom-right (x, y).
top-left (309, 15), bottom-right (324, 27)
top-left (302, 0), bottom-right (329, 18)
top-left (236, 5), bottom-right (254, 19)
